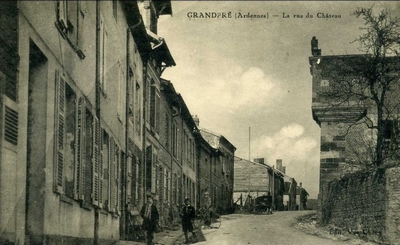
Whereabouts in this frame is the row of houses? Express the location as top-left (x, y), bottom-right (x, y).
top-left (0, 1), bottom-right (236, 245)
top-left (233, 157), bottom-right (309, 212)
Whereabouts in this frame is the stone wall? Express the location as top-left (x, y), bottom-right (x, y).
top-left (321, 166), bottom-right (400, 244)
top-left (385, 167), bottom-right (400, 245)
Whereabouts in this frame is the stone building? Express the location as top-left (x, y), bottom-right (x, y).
top-left (197, 125), bottom-right (236, 214)
top-left (0, 1), bottom-right (152, 244)
top-left (309, 36), bottom-right (400, 219)
top-left (0, 1), bottom-right (239, 244)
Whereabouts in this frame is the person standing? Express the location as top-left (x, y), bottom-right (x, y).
top-left (140, 194), bottom-right (159, 245)
top-left (202, 191), bottom-right (212, 228)
top-left (180, 197), bottom-right (197, 244)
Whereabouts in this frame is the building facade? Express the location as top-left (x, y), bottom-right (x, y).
top-left (309, 36), bottom-right (400, 219)
top-left (0, 1), bottom-right (152, 244)
top-left (233, 157), bottom-right (289, 212)
top-left (0, 1), bottom-right (238, 244)
top-left (197, 125), bottom-right (236, 214)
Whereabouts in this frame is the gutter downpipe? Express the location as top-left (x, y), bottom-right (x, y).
top-left (95, 1), bottom-right (100, 244)
top-left (142, 58), bottom-right (148, 209)
top-left (123, 18), bottom-right (142, 240)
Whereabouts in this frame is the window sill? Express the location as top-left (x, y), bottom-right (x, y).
top-left (55, 21), bottom-right (86, 60)
top-left (117, 114), bottom-right (123, 124)
top-left (100, 87), bottom-right (107, 98)
top-left (81, 201), bottom-right (93, 211)
top-left (60, 195), bottom-right (74, 205)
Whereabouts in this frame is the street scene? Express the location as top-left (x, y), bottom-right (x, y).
top-left (119, 211), bottom-right (379, 245)
top-left (1, 1), bottom-right (400, 245)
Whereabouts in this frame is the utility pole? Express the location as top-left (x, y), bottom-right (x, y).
top-left (272, 165), bottom-right (275, 211)
top-left (248, 127), bottom-right (251, 161)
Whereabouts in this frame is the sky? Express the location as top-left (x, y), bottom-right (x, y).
top-left (157, 1), bottom-right (400, 198)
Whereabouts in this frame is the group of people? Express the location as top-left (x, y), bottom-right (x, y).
top-left (140, 191), bottom-right (213, 245)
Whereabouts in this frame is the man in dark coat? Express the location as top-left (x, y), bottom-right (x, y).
top-left (140, 195), bottom-right (159, 245)
top-left (180, 197), bottom-right (197, 244)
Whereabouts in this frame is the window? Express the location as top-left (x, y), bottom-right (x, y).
top-left (158, 165), bottom-right (163, 202)
top-left (108, 141), bottom-right (121, 213)
top-left (64, 83), bottom-right (76, 198)
top-left (54, 70), bottom-right (108, 209)
top-left (134, 157), bottom-right (140, 202)
top-left (165, 113), bottom-right (170, 148)
top-left (83, 108), bottom-right (94, 206)
top-left (149, 80), bottom-right (160, 133)
top-left (164, 169), bottom-right (171, 204)
top-left (172, 122), bottom-right (178, 157)
top-left (135, 82), bottom-right (141, 135)
top-left (112, 0), bottom-right (118, 20)
top-left (128, 68), bottom-right (134, 123)
top-left (99, 17), bottom-right (108, 94)
top-left (56, 1), bottom-right (85, 59)
top-left (102, 130), bottom-right (110, 210)
top-left (117, 62), bottom-right (124, 121)
top-left (54, 71), bottom-right (82, 200)
top-left (150, 80), bottom-right (156, 127)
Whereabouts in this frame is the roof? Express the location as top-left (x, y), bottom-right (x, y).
top-left (200, 128), bottom-right (236, 152)
top-left (121, 1), bottom-right (152, 61)
top-left (147, 30), bottom-right (176, 67)
top-left (153, 1), bottom-right (173, 16)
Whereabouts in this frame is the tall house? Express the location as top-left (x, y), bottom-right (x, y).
top-left (158, 78), bottom-right (198, 226)
top-left (138, 0), bottom-right (178, 228)
top-left (0, 1), bottom-right (149, 244)
top-left (199, 127), bottom-right (236, 214)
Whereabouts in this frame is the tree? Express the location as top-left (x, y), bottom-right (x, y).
top-left (318, 6), bottom-right (400, 167)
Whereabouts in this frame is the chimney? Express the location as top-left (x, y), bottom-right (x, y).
top-left (311, 36), bottom-right (321, 56)
top-left (282, 166), bottom-right (286, 174)
top-left (192, 115), bottom-right (199, 127)
top-left (276, 159), bottom-right (282, 171)
top-left (254, 158), bottom-right (265, 164)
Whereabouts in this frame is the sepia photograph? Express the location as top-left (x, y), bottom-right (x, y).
top-left (0, 1), bottom-right (400, 245)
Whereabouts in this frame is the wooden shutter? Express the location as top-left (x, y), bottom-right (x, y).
top-left (74, 97), bottom-right (86, 200)
top-left (110, 139), bottom-right (117, 212)
top-left (99, 127), bottom-right (104, 208)
top-left (126, 156), bottom-right (132, 202)
top-left (146, 145), bottom-right (153, 191)
top-left (108, 137), bottom-right (115, 211)
top-left (54, 70), bottom-right (65, 194)
top-left (57, 1), bottom-right (68, 31)
top-left (119, 151), bottom-right (124, 212)
top-left (92, 116), bottom-right (100, 206)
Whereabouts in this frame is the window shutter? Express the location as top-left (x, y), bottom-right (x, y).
top-left (92, 116), bottom-right (100, 206)
top-left (155, 93), bottom-right (160, 133)
top-left (108, 137), bottom-right (115, 211)
top-left (54, 70), bottom-right (65, 194)
top-left (146, 145), bottom-right (153, 191)
top-left (74, 97), bottom-right (86, 200)
top-left (110, 140), bottom-right (118, 212)
top-left (126, 156), bottom-right (132, 202)
top-left (115, 147), bottom-right (120, 213)
top-left (99, 127), bottom-right (104, 208)
top-left (58, 1), bottom-right (68, 31)
top-left (119, 151), bottom-right (124, 212)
